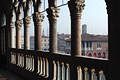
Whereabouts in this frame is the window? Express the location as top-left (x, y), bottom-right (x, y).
top-left (97, 42), bottom-right (102, 49)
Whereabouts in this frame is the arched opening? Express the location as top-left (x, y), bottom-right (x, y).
top-left (102, 52), bottom-right (106, 58)
top-left (88, 53), bottom-right (92, 57)
top-left (93, 53), bottom-right (97, 57)
top-left (98, 52), bottom-right (101, 58)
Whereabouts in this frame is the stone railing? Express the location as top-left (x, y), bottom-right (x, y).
top-left (9, 48), bottom-right (108, 80)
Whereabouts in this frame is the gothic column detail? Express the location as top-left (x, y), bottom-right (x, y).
top-left (16, 19), bottom-right (23, 49)
top-left (10, 22), bottom-right (15, 48)
top-left (47, 7), bottom-right (60, 53)
top-left (24, 16), bottom-right (31, 49)
top-left (68, 0), bottom-right (85, 56)
top-left (33, 12), bottom-right (44, 50)
top-left (23, 0), bottom-right (32, 50)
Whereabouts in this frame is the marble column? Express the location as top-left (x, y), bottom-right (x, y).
top-left (33, 12), bottom-right (44, 50)
top-left (24, 16), bottom-right (31, 49)
top-left (47, 7), bottom-right (60, 53)
top-left (10, 22), bottom-right (15, 48)
top-left (16, 20), bottom-right (23, 49)
top-left (23, 0), bottom-right (32, 50)
top-left (10, 7), bottom-right (15, 48)
top-left (68, 0), bottom-right (85, 56)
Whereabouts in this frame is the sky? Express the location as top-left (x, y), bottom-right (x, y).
top-left (21, 0), bottom-right (108, 36)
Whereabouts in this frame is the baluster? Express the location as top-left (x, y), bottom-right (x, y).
top-left (91, 69), bottom-right (95, 80)
top-left (65, 63), bottom-right (69, 80)
top-left (32, 56), bottom-right (34, 71)
top-left (20, 54), bottom-right (21, 67)
top-left (45, 58), bottom-right (49, 78)
top-left (37, 57), bottom-right (40, 73)
top-left (22, 54), bottom-right (24, 67)
top-left (77, 66), bottom-right (82, 80)
top-left (29, 55), bottom-right (32, 71)
top-left (10, 53), bottom-right (12, 63)
top-left (14, 53), bottom-right (16, 64)
top-left (30, 56), bottom-right (32, 71)
top-left (99, 70), bottom-right (103, 80)
top-left (42, 58), bottom-right (45, 76)
top-left (53, 61), bottom-right (57, 80)
top-left (61, 62), bottom-right (64, 80)
top-left (84, 67), bottom-right (88, 80)
top-left (26, 55), bottom-right (28, 69)
top-left (39, 57), bottom-right (43, 75)
top-left (28, 55), bottom-right (30, 70)
top-left (17, 53), bottom-right (20, 66)
top-left (57, 61), bottom-right (60, 80)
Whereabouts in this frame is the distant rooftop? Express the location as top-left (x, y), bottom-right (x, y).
top-left (65, 33), bottom-right (108, 42)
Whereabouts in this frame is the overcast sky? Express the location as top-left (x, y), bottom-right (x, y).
top-left (21, 0), bottom-right (108, 36)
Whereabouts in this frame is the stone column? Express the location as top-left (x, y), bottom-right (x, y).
top-left (10, 22), bottom-right (15, 48)
top-left (61, 62), bottom-right (64, 80)
top-left (68, 0), bottom-right (85, 56)
top-left (24, 16), bottom-right (31, 49)
top-left (47, 7), bottom-right (60, 53)
top-left (16, 20), bottom-right (23, 49)
top-left (33, 12), bottom-right (44, 50)
top-left (23, 0), bottom-right (32, 50)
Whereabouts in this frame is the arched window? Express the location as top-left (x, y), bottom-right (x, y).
top-left (98, 52), bottom-right (101, 58)
top-left (102, 52), bottom-right (106, 58)
top-left (88, 53), bottom-right (92, 57)
top-left (93, 53), bottom-right (97, 57)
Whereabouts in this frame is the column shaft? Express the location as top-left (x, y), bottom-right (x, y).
top-left (16, 24), bottom-right (22, 49)
top-left (33, 12), bottom-right (44, 51)
top-left (24, 16), bottom-right (31, 49)
top-left (10, 22), bottom-right (15, 48)
top-left (68, 1), bottom-right (85, 56)
top-left (47, 7), bottom-right (60, 53)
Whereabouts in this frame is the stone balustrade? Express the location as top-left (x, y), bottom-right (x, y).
top-left (9, 48), bottom-right (108, 80)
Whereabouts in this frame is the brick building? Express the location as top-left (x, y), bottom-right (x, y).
top-left (65, 33), bottom-right (108, 58)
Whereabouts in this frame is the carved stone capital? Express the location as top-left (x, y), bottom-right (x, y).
top-left (16, 20), bottom-right (23, 28)
top-left (33, 12), bottom-right (44, 23)
top-left (91, 69), bottom-right (95, 74)
top-left (84, 67), bottom-right (88, 72)
top-left (24, 16), bottom-right (31, 24)
top-left (99, 70), bottom-right (103, 76)
top-left (68, 1), bottom-right (85, 18)
top-left (10, 22), bottom-right (15, 28)
top-left (47, 7), bottom-right (60, 20)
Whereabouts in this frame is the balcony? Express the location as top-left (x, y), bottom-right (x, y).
top-left (0, 0), bottom-right (120, 80)
top-left (8, 48), bottom-right (108, 80)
